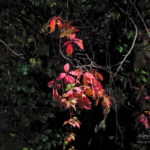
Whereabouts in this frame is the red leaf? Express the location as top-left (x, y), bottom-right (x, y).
top-left (77, 95), bottom-right (91, 110)
top-left (64, 63), bottom-right (70, 73)
top-left (56, 19), bottom-right (63, 29)
top-left (139, 114), bottom-right (150, 129)
top-left (96, 81), bottom-right (103, 89)
top-left (66, 43), bottom-right (73, 56)
top-left (57, 73), bottom-right (66, 80)
top-left (64, 118), bottom-right (80, 128)
top-left (52, 88), bottom-right (60, 100)
top-left (48, 80), bottom-right (55, 88)
top-left (49, 16), bottom-right (63, 33)
top-left (69, 33), bottom-right (76, 40)
top-left (73, 39), bottom-right (84, 50)
top-left (73, 69), bottom-right (82, 79)
top-left (74, 87), bottom-right (82, 93)
top-left (49, 19), bottom-right (56, 33)
top-left (63, 41), bottom-right (71, 47)
top-left (69, 70), bottom-right (78, 76)
top-left (67, 89), bottom-right (73, 95)
top-left (144, 96), bottom-right (150, 100)
top-left (84, 72), bottom-right (94, 80)
top-left (64, 75), bottom-right (75, 84)
top-left (95, 71), bottom-right (104, 81)
top-left (92, 86), bottom-right (96, 99)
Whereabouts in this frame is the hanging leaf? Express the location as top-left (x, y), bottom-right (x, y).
top-left (60, 28), bottom-right (75, 38)
top-left (64, 117), bottom-right (81, 128)
top-left (64, 75), bottom-right (75, 84)
top-left (60, 26), bottom-right (79, 38)
top-left (95, 71), bottom-right (104, 81)
top-left (66, 43), bottom-right (73, 56)
top-left (49, 19), bottom-right (56, 33)
top-left (84, 72), bottom-right (94, 80)
top-left (64, 63), bottom-right (70, 73)
top-left (64, 133), bottom-right (76, 143)
top-left (48, 80), bottom-right (55, 88)
top-left (69, 34), bottom-right (76, 40)
top-left (63, 41), bottom-right (71, 47)
top-left (57, 73), bottom-right (66, 80)
top-left (57, 19), bottom-right (63, 29)
top-left (73, 39), bottom-right (84, 50)
top-left (49, 16), bottom-right (63, 33)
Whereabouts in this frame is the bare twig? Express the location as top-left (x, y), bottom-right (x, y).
top-left (115, 17), bottom-right (138, 75)
top-left (129, 0), bottom-right (150, 39)
top-left (0, 39), bottom-right (24, 58)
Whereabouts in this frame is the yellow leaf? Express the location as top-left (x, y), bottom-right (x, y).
top-left (60, 28), bottom-right (74, 38)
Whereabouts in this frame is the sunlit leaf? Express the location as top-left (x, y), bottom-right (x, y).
top-left (49, 19), bottom-right (56, 33)
top-left (84, 72), bottom-right (94, 80)
top-left (60, 28), bottom-right (75, 38)
top-left (73, 39), bottom-right (84, 50)
top-left (64, 63), bottom-right (70, 73)
top-left (48, 80), bottom-right (55, 88)
top-left (57, 73), bottom-right (66, 80)
top-left (66, 43), bottom-right (73, 56)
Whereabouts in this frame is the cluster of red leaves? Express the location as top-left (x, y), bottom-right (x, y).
top-left (48, 16), bottom-right (111, 147)
top-left (48, 63), bottom-right (111, 141)
top-left (49, 16), bottom-right (84, 56)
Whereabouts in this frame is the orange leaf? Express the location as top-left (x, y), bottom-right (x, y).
top-left (63, 118), bottom-right (80, 128)
top-left (49, 19), bottom-right (56, 33)
top-left (64, 133), bottom-right (76, 142)
top-left (102, 95), bottom-right (111, 109)
top-left (85, 88), bottom-right (92, 96)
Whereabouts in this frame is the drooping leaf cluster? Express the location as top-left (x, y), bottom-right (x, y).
top-left (0, 0), bottom-right (150, 150)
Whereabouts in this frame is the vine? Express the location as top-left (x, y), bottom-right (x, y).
top-left (47, 16), bottom-right (111, 149)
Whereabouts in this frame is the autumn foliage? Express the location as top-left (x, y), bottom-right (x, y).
top-left (48, 16), bottom-right (111, 149)
top-left (47, 14), bottom-right (150, 150)
top-left (49, 16), bottom-right (84, 56)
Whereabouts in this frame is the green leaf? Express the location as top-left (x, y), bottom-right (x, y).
top-left (46, 69), bottom-right (53, 77)
top-left (134, 67), bottom-right (139, 73)
top-left (141, 70), bottom-right (148, 75)
top-left (141, 77), bottom-right (148, 83)
top-left (109, 12), bottom-right (120, 21)
top-left (22, 148), bottom-right (30, 150)
top-left (31, 87), bottom-right (35, 93)
top-left (126, 31), bottom-right (134, 39)
top-left (44, 129), bottom-right (52, 135)
top-left (41, 134), bottom-right (49, 142)
top-left (65, 84), bottom-right (75, 91)
top-left (81, 0), bottom-right (87, 3)
top-left (23, 118), bottom-right (30, 127)
top-left (17, 86), bottom-right (21, 91)
top-left (9, 133), bottom-right (16, 137)
top-left (117, 46), bottom-right (124, 53)
top-left (48, 113), bottom-right (55, 118)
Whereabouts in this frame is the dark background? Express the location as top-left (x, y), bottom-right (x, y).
top-left (0, 0), bottom-right (150, 150)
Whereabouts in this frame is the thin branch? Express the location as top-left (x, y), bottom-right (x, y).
top-left (129, 0), bottom-right (150, 39)
top-left (0, 39), bottom-right (24, 58)
top-left (114, 14), bottom-right (138, 76)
